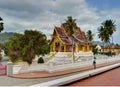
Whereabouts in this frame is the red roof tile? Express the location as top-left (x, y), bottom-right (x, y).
top-left (50, 26), bottom-right (90, 45)
top-left (104, 45), bottom-right (120, 49)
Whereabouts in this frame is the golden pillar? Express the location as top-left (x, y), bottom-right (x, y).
top-left (64, 45), bottom-right (66, 52)
top-left (87, 45), bottom-right (90, 51)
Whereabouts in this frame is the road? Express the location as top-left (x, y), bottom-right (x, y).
top-left (0, 56), bottom-right (100, 86)
top-left (0, 55), bottom-right (119, 86)
top-left (68, 67), bottom-right (120, 86)
top-left (0, 56), bottom-right (8, 65)
top-left (0, 70), bottom-right (87, 86)
top-left (3, 64), bottom-right (118, 86)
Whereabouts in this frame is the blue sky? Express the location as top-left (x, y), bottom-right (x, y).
top-left (86, 0), bottom-right (120, 10)
top-left (0, 0), bottom-right (120, 44)
top-left (86, 0), bottom-right (120, 44)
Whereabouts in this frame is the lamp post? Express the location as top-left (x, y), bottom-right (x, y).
top-left (72, 37), bottom-right (75, 63)
top-left (72, 43), bottom-right (74, 63)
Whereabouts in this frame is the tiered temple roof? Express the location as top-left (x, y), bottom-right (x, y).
top-left (50, 26), bottom-right (91, 45)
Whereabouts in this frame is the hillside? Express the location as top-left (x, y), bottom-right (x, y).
top-left (92, 41), bottom-right (110, 46)
top-left (0, 32), bottom-right (14, 43)
top-left (0, 32), bottom-right (113, 46)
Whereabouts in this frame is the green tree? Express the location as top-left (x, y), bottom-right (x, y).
top-left (102, 20), bottom-right (116, 44)
top-left (62, 16), bottom-right (77, 62)
top-left (38, 57), bottom-right (44, 63)
top-left (4, 42), bottom-right (10, 55)
top-left (116, 43), bottom-right (120, 47)
top-left (0, 17), bottom-right (4, 61)
top-left (0, 17), bottom-right (4, 32)
top-left (0, 54), bottom-right (2, 61)
top-left (98, 19), bottom-right (116, 45)
top-left (92, 47), bottom-right (98, 57)
top-left (86, 30), bottom-right (94, 41)
top-left (98, 26), bottom-right (110, 44)
top-left (62, 16), bottom-right (77, 35)
top-left (6, 33), bottom-right (24, 62)
top-left (7, 30), bottom-right (50, 64)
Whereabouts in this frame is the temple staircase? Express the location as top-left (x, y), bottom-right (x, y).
top-left (43, 52), bottom-right (57, 63)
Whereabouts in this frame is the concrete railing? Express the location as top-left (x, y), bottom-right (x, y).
top-left (12, 55), bottom-right (120, 74)
top-left (75, 51), bottom-right (93, 57)
top-left (13, 65), bottom-right (22, 74)
top-left (46, 61), bottom-right (92, 72)
top-left (13, 64), bottom-right (47, 74)
top-left (46, 56), bottom-right (120, 73)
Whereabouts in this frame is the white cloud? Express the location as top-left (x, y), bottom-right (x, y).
top-left (0, 0), bottom-right (119, 43)
top-left (0, 0), bottom-right (99, 40)
top-left (100, 9), bottom-right (120, 34)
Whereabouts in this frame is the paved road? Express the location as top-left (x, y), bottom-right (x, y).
top-left (0, 56), bottom-right (8, 65)
top-left (0, 70), bottom-right (87, 86)
top-left (0, 55), bottom-right (119, 86)
top-left (68, 67), bottom-right (120, 86)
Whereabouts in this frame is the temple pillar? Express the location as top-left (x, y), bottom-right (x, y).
top-left (59, 46), bottom-right (62, 52)
top-left (50, 46), bottom-right (53, 52)
top-left (76, 44), bottom-right (78, 53)
top-left (79, 45), bottom-right (82, 51)
top-left (82, 46), bottom-right (85, 52)
top-left (87, 45), bottom-right (90, 51)
top-left (53, 42), bottom-right (56, 52)
top-left (64, 45), bottom-right (66, 52)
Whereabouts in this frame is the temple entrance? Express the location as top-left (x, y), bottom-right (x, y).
top-left (55, 42), bottom-right (60, 52)
top-left (66, 45), bottom-right (72, 52)
top-left (61, 46), bottom-right (64, 52)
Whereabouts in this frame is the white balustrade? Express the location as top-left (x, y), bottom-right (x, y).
top-left (12, 54), bottom-right (120, 74)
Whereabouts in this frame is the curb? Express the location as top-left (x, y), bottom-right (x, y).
top-left (10, 60), bottom-right (120, 79)
top-left (30, 63), bottom-right (120, 86)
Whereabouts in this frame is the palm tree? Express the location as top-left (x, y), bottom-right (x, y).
top-left (62, 16), bottom-right (77, 35)
top-left (102, 19), bottom-right (116, 44)
top-left (98, 19), bottom-right (116, 53)
top-left (0, 17), bottom-right (4, 32)
top-left (62, 16), bottom-right (77, 62)
top-left (86, 30), bottom-right (94, 41)
top-left (0, 17), bottom-right (4, 61)
top-left (100, 20), bottom-right (116, 44)
top-left (98, 26), bottom-right (110, 44)
top-left (92, 47), bottom-right (98, 57)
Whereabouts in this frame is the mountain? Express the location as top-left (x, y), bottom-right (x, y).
top-left (92, 41), bottom-right (110, 46)
top-left (0, 32), bottom-right (14, 43)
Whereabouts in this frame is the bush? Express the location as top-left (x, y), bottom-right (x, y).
top-left (16, 58), bottom-right (23, 62)
top-left (0, 54), bottom-right (2, 61)
top-left (92, 47), bottom-right (98, 55)
top-left (38, 57), bottom-right (44, 64)
top-left (107, 51), bottom-right (112, 56)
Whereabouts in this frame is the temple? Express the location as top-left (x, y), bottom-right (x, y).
top-left (49, 26), bottom-right (93, 53)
